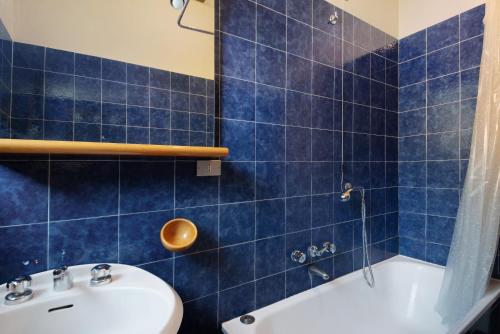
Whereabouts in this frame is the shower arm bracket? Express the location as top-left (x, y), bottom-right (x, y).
top-left (177, 0), bottom-right (214, 35)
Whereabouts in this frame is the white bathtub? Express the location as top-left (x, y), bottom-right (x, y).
top-left (222, 256), bottom-right (500, 334)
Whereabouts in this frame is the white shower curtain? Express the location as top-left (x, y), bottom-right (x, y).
top-left (435, 0), bottom-right (500, 328)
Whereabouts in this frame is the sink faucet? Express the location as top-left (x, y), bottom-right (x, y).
top-left (308, 265), bottom-right (330, 281)
top-left (53, 266), bottom-right (73, 291)
top-left (90, 264), bottom-right (112, 287)
top-left (308, 242), bottom-right (336, 258)
top-left (4, 275), bottom-right (33, 305)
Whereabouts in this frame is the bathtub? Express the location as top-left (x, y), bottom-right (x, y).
top-left (222, 256), bottom-right (500, 334)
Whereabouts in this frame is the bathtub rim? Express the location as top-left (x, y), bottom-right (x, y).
top-left (221, 255), bottom-right (500, 334)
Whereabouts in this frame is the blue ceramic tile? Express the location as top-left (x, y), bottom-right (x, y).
top-left (126, 64), bottom-right (149, 86)
top-left (427, 73), bottom-right (459, 106)
top-left (258, 0), bottom-right (285, 13)
top-left (190, 95), bottom-right (207, 115)
top-left (50, 161), bottom-right (118, 221)
top-left (257, 5), bottom-right (285, 50)
top-left (174, 250), bottom-right (218, 301)
top-left (399, 82), bottom-right (426, 111)
top-left (220, 162), bottom-right (255, 204)
top-left (150, 128), bottom-right (170, 144)
top-left (102, 103), bottom-right (126, 125)
top-left (0, 224), bottom-right (48, 283)
top-left (127, 106), bottom-right (149, 127)
top-left (120, 161), bottom-right (174, 213)
top-left (44, 121), bottom-right (73, 141)
top-left (219, 242), bottom-right (255, 289)
top-left (370, 108), bottom-right (385, 135)
top-left (399, 161), bottom-right (426, 187)
top-left (386, 86), bottom-right (398, 111)
top-left (370, 187), bottom-right (386, 216)
top-left (286, 196), bottom-right (311, 232)
top-left (311, 194), bottom-right (334, 227)
top-left (75, 54), bottom-right (101, 78)
top-left (287, 54), bottom-right (311, 93)
top-left (220, 77), bottom-right (255, 121)
top-left (150, 88), bottom-right (170, 110)
top-left (460, 35), bottom-right (483, 70)
top-left (190, 77), bottom-right (206, 95)
top-left (221, 119), bottom-right (255, 161)
top-left (256, 273), bottom-right (285, 308)
top-left (127, 84), bottom-right (149, 106)
top-left (256, 161), bottom-right (285, 200)
top-left (371, 81), bottom-right (385, 109)
top-left (352, 133), bottom-right (369, 162)
top-left (171, 73), bottom-right (189, 92)
top-left (13, 68), bottom-right (43, 95)
top-left (175, 161), bottom-right (218, 208)
top-left (286, 265), bottom-right (311, 296)
top-left (256, 45), bottom-right (286, 87)
top-left (311, 96), bottom-right (333, 130)
top-left (256, 236), bottom-right (285, 278)
top-left (12, 94), bottom-right (43, 119)
top-left (370, 215), bottom-right (385, 243)
top-left (312, 129), bottom-right (333, 162)
top-left (460, 129), bottom-right (472, 160)
top-left (255, 84), bottom-right (285, 124)
top-left (49, 217), bottom-right (118, 268)
top-left (343, 41), bottom-right (354, 72)
top-left (45, 48), bottom-right (74, 74)
top-left (371, 53), bottom-right (385, 82)
top-left (102, 59), bottom-right (126, 82)
top-left (11, 118), bottom-right (43, 139)
top-left (102, 80), bottom-right (126, 104)
top-left (45, 72), bottom-right (74, 99)
top-left (460, 99), bottom-right (476, 129)
top-left (313, 29), bottom-right (335, 67)
top-left (353, 17), bottom-right (371, 50)
top-left (220, 202), bottom-right (255, 246)
top-left (256, 199), bottom-right (285, 238)
top-left (286, 126), bottom-right (311, 161)
top-left (427, 45), bottom-right (459, 79)
top-left (312, 63), bottom-right (334, 98)
top-left (43, 97), bottom-right (73, 122)
top-left (461, 67), bottom-right (480, 99)
top-left (334, 251), bottom-right (353, 277)
top-left (102, 125), bottom-right (126, 143)
top-left (427, 16), bottom-right (459, 52)
top-left (386, 61), bottom-right (398, 87)
top-left (149, 68), bottom-right (170, 89)
top-left (75, 100), bottom-right (101, 123)
top-left (353, 48), bottom-right (370, 78)
top-left (399, 212), bottom-right (425, 239)
top-left (334, 221), bottom-right (353, 254)
top-left (176, 206), bottom-right (218, 255)
top-left (353, 75), bottom-right (370, 106)
top-left (190, 114), bottom-right (206, 132)
top-left (343, 71), bottom-right (353, 102)
top-left (287, 18), bottom-right (312, 59)
top-left (427, 102), bottom-right (459, 133)
top-left (179, 294), bottom-right (218, 334)
top-left (312, 161), bottom-right (333, 194)
top-left (286, 90), bottom-right (311, 127)
top-left (286, 162), bottom-right (311, 196)
top-left (14, 43), bottom-right (44, 69)
top-left (426, 243), bottom-right (449, 266)
top-left (119, 210), bottom-right (173, 264)
top-left (0, 161), bottom-right (48, 226)
top-left (399, 237), bottom-right (425, 261)
top-left (460, 5), bottom-right (485, 40)
top-left (171, 92), bottom-right (189, 112)
top-left (74, 122), bottom-right (100, 142)
top-left (219, 282), bottom-right (256, 323)
top-left (139, 259), bottom-right (173, 286)
top-left (221, 33), bottom-right (255, 81)
top-left (399, 29), bottom-right (426, 62)
top-left (399, 187), bottom-right (426, 214)
top-left (427, 132), bottom-right (459, 160)
top-left (288, 0), bottom-right (312, 24)
top-left (370, 135), bottom-right (385, 162)
top-left (386, 213), bottom-right (398, 238)
top-left (427, 215), bottom-right (455, 245)
top-left (220, 0), bottom-right (256, 40)
top-left (399, 109), bottom-right (425, 136)
top-left (352, 104), bottom-right (369, 134)
top-left (427, 188), bottom-right (459, 217)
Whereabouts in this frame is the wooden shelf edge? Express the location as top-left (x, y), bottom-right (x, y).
top-left (0, 139), bottom-right (229, 158)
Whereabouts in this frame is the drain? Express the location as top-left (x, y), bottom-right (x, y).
top-left (48, 304), bottom-right (74, 312)
top-left (240, 314), bottom-right (255, 325)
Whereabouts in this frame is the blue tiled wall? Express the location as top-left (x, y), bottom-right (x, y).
top-left (397, 5), bottom-right (495, 268)
top-left (0, 0), bottom-right (398, 333)
top-left (4, 43), bottom-right (215, 146)
top-left (0, 35), bottom-right (12, 138)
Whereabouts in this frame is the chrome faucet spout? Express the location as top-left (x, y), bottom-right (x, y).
top-left (308, 265), bottom-right (329, 281)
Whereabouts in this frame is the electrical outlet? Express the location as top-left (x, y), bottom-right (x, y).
top-left (196, 160), bottom-right (221, 176)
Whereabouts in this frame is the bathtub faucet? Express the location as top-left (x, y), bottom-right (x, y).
top-left (308, 242), bottom-right (336, 258)
top-left (308, 265), bottom-right (329, 281)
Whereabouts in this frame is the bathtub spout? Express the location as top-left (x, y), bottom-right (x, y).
top-left (308, 265), bottom-right (329, 280)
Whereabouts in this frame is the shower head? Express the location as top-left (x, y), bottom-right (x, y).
top-left (340, 183), bottom-right (353, 202)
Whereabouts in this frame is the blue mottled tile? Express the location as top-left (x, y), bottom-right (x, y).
top-left (286, 54), bottom-right (311, 93)
top-left (427, 102), bottom-right (459, 133)
top-left (334, 251), bottom-right (353, 277)
top-left (286, 162), bottom-right (311, 196)
top-left (175, 161), bottom-right (218, 208)
top-left (399, 82), bottom-right (426, 112)
top-left (460, 5), bottom-right (485, 40)
top-left (427, 132), bottom-right (459, 160)
top-left (219, 282), bottom-right (255, 323)
top-left (14, 43), bottom-right (44, 69)
top-left (220, 202), bottom-right (255, 246)
top-left (174, 250), bottom-right (218, 301)
top-left (256, 162), bottom-right (285, 200)
top-left (427, 188), bottom-right (459, 217)
top-left (427, 16), bottom-right (458, 52)
top-left (427, 215), bottom-right (455, 245)
top-left (399, 187), bottom-right (426, 214)
top-left (286, 196), bottom-right (311, 233)
top-left (427, 73), bottom-right (459, 106)
top-left (179, 294), bottom-right (218, 334)
top-left (287, 18), bottom-right (312, 59)
top-left (286, 265), bottom-right (311, 296)
top-left (286, 126), bottom-right (311, 161)
top-left (256, 273), bottom-right (285, 308)
top-left (399, 161), bottom-right (426, 187)
top-left (139, 259), bottom-right (173, 286)
top-left (399, 29), bottom-right (426, 62)
top-left (427, 45), bottom-right (459, 79)
top-left (426, 243), bottom-right (449, 266)
top-left (219, 242), bottom-right (255, 290)
top-left (102, 59), bottom-right (126, 82)
top-left (220, 162), bottom-right (255, 204)
top-left (12, 93), bottom-right (43, 119)
top-left (312, 63), bottom-right (334, 98)
top-left (256, 199), bottom-right (285, 238)
top-left (221, 119), bottom-right (255, 161)
top-left (45, 48), bottom-right (74, 74)
top-left (256, 236), bottom-right (285, 278)
top-left (286, 90), bottom-right (311, 127)
top-left (256, 45), bottom-right (286, 87)
top-left (400, 237), bottom-right (425, 261)
top-left (256, 84), bottom-right (285, 124)
top-left (75, 100), bottom-right (101, 123)
top-left (399, 212), bottom-right (425, 239)
top-left (221, 34), bottom-right (255, 81)
top-left (44, 121), bottom-right (73, 141)
top-left (460, 35), bottom-right (483, 70)
top-left (75, 54), bottom-right (101, 78)
top-left (461, 67), bottom-right (480, 99)
top-left (220, 77), bottom-right (255, 121)
top-left (220, 0), bottom-right (256, 40)
top-left (45, 72), bottom-right (74, 99)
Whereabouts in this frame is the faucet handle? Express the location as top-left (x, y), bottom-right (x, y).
top-left (53, 266), bottom-right (73, 291)
top-left (90, 264), bottom-right (112, 286)
top-left (291, 250), bottom-right (306, 263)
top-left (7, 276), bottom-right (32, 294)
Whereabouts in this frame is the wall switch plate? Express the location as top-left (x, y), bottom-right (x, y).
top-left (197, 160), bottom-right (221, 176)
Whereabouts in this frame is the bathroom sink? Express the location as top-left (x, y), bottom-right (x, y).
top-left (0, 264), bottom-right (183, 334)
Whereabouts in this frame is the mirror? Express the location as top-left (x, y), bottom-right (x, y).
top-left (0, 0), bottom-right (215, 146)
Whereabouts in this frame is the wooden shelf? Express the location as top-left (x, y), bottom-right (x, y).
top-left (0, 139), bottom-right (229, 158)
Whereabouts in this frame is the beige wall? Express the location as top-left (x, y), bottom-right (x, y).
top-left (0, 0), bottom-right (14, 39)
top-left (5, 0), bottom-right (214, 79)
top-left (399, 0), bottom-right (485, 38)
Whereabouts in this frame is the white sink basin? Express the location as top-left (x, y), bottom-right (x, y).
top-left (0, 264), bottom-right (183, 334)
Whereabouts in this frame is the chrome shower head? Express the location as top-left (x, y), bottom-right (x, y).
top-left (340, 183), bottom-right (353, 202)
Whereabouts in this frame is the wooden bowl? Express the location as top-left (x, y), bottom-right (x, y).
top-left (160, 218), bottom-right (198, 252)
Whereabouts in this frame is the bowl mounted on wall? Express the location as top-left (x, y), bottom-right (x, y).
top-left (160, 218), bottom-right (198, 252)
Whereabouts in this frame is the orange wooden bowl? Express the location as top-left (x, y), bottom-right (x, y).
top-left (160, 218), bottom-right (198, 252)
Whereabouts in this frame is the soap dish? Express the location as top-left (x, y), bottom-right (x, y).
top-left (160, 218), bottom-right (198, 252)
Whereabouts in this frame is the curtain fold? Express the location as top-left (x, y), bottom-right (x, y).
top-left (435, 0), bottom-right (500, 328)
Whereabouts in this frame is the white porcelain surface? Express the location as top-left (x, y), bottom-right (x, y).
top-left (0, 264), bottom-right (182, 334)
top-left (222, 256), bottom-right (500, 334)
